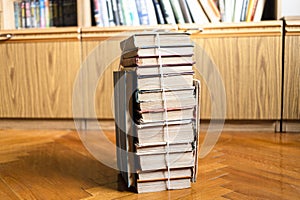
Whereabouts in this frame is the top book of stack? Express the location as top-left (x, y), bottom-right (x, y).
top-left (120, 32), bottom-right (194, 58)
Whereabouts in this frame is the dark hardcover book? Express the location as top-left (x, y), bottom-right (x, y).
top-left (62, 0), bottom-right (77, 26)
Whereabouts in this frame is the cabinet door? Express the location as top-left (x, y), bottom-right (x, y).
top-left (0, 29), bottom-right (81, 118)
top-left (188, 22), bottom-right (282, 120)
top-left (283, 21), bottom-right (300, 120)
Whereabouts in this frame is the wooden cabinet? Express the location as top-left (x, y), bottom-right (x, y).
top-left (283, 20), bottom-right (300, 120)
top-left (182, 21), bottom-right (283, 120)
top-left (0, 21), bottom-right (296, 127)
top-left (0, 28), bottom-right (81, 118)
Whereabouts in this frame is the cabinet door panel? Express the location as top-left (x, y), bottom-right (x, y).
top-left (0, 41), bottom-right (81, 118)
top-left (284, 35), bottom-right (300, 120)
top-left (193, 36), bottom-right (282, 119)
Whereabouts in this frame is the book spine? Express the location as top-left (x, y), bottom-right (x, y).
top-left (99, 0), bottom-right (109, 26)
top-left (159, 0), bottom-right (176, 24)
top-left (62, 0), bottom-right (77, 26)
top-left (39, 0), bottom-right (45, 27)
top-left (107, 0), bottom-right (116, 26)
top-left (14, 1), bottom-right (20, 29)
top-left (152, 0), bottom-right (165, 24)
top-left (111, 0), bottom-right (120, 25)
top-left (253, 0), bottom-right (266, 22)
top-left (240, 0), bottom-right (249, 21)
top-left (178, 0), bottom-right (192, 23)
top-left (169, 0), bottom-right (185, 24)
top-left (218, 0), bottom-right (225, 22)
top-left (25, 0), bottom-right (31, 28)
top-left (116, 0), bottom-right (125, 25)
top-left (250, 0), bottom-right (259, 21)
top-left (135, 0), bottom-right (150, 25)
top-left (44, 0), bottom-right (50, 27)
top-left (30, 0), bottom-right (37, 28)
top-left (35, 0), bottom-right (41, 28)
top-left (127, 0), bottom-right (140, 25)
top-left (52, 0), bottom-right (58, 26)
top-left (57, 0), bottom-right (63, 26)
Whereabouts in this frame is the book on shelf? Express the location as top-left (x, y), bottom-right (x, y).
top-left (198, 0), bottom-right (221, 22)
top-left (169, 0), bottom-right (185, 24)
top-left (185, 0), bottom-right (209, 24)
top-left (114, 32), bottom-right (200, 193)
top-left (178, 0), bottom-right (192, 23)
top-left (12, 0), bottom-right (77, 29)
top-left (158, 0), bottom-right (176, 24)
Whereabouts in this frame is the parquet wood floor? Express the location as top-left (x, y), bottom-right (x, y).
top-left (0, 128), bottom-right (299, 199)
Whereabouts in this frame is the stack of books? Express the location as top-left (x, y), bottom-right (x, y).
top-left (114, 32), bottom-right (200, 193)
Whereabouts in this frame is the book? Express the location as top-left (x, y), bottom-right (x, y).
top-left (137, 88), bottom-right (195, 102)
top-left (120, 55), bottom-right (194, 67)
top-left (158, 0), bottom-right (176, 24)
top-left (136, 143), bottom-right (194, 154)
top-left (233, 0), bottom-right (244, 22)
top-left (253, 0), bottom-right (265, 22)
top-left (224, 0), bottom-right (235, 22)
top-left (137, 178), bottom-right (191, 193)
top-left (135, 73), bottom-right (194, 91)
top-left (137, 151), bottom-right (195, 171)
top-left (121, 46), bottom-right (194, 58)
top-left (169, 0), bottom-right (185, 24)
top-left (40, 0), bottom-right (46, 27)
top-left (135, 0), bottom-right (151, 25)
top-left (123, 65), bottom-right (194, 76)
top-left (137, 168), bottom-right (192, 181)
top-left (185, 0), bottom-right (209, 24)
top-left (134, 120), bottom-right (195, 145)
top-left (199, 0), bottom-right (221, 22)
top-left (13, 1), bottom-right (20, 29)
top-left (137, 106), bottom-right (195, 123)
top-left (152, 0), bottom-right (165, 24)
top-left (178, 0), bottom-right (192, 23)
top-left (145, 0), bottom-right (158, 25)
top-left (120, 32), bottom-right (193, 50)
top-left (240, 0), bottom-right (249, 21)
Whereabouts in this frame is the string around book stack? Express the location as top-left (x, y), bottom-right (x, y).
top-left (156, 32), bottom-right (171, 189)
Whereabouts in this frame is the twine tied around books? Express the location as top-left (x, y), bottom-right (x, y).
top-left (155, 33), bottom-right (171, 190)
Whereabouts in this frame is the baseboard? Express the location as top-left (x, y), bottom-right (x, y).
top-left (0, 119), bottom-right (292, 133)
top-left (200, 120), bottom-right (280, 132)
top-left (282, 120), bottom-right (300, 132)
top-left (0, 119), bottom-right (83, 130)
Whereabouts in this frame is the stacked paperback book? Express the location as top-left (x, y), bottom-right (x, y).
top-left (114, 32), bottom-right (200, 193)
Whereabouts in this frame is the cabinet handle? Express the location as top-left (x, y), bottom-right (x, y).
top-left (0, 34), bottom-right (13, 41)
